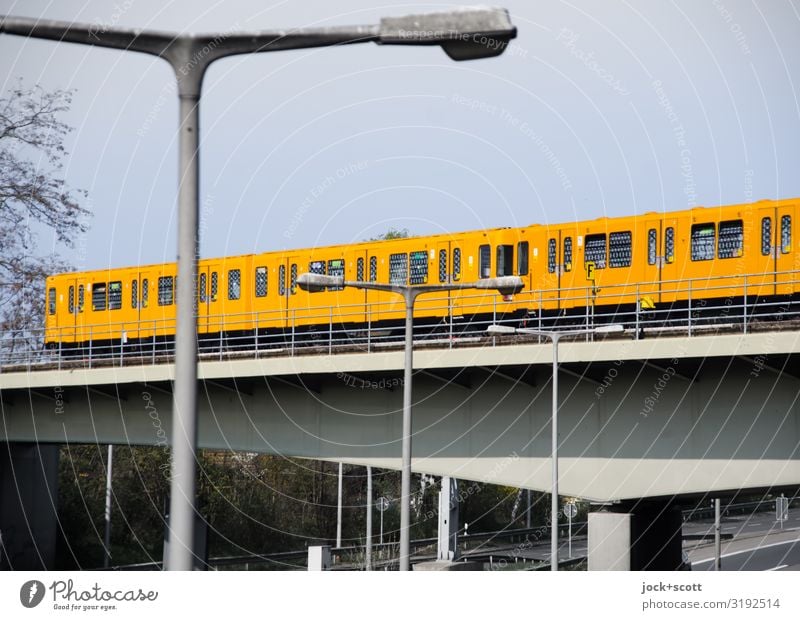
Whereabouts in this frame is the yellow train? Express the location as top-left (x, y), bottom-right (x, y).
top-left (44, 197), bottom-right (800, 352)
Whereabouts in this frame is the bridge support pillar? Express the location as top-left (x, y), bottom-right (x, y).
top-left (308, 545), bottom-right (331, 571)
top-left (0, 443), bottom-right (60, 570)
top-left (437, 476), bottom-right (459, 561)
top-left (588, 501), bottom-right (683, 571)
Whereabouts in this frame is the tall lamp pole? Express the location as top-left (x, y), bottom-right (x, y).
top-left (1, 9), bottom-right (516, 571)
top-left (488, 323), bottom-right (624, 570)
top-left (299, 272), bottom-right (523, 570)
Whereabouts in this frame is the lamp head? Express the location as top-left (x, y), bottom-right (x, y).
top-left (379, 7), bottom-right (516, 60)
top-left (297, 273), bottom-right (344, 293)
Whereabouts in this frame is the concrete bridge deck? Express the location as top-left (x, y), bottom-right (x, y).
top-left (2, 330), bottom-right (799, 502)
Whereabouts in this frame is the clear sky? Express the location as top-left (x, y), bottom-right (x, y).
top-left (2, 1), bottom-right (799, 271)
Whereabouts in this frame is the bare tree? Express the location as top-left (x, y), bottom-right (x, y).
top-left (0, 82), bottom-right (89, 354)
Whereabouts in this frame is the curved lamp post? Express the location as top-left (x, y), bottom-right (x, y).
top-left (0, 8), bottom-right (516, 571)
top-left (300, 272), bottom-right (523, 570)
top-left (487, 323), bottom-right (624, 570)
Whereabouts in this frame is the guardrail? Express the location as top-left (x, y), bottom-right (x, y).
top-left (3, 270), bottom-right (800, 371)
top-left (101, 494), bottom-right (798, 571)
top-left (682, 496), bottom-right (799, 522)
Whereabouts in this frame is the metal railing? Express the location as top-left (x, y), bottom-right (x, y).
top-left (3, 270), bottom-right (800, 371)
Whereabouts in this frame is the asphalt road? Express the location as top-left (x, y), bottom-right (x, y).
top-left (686, 510), bottom-right (800, 571)
top-left (684, 509), bottom-right (800, 540)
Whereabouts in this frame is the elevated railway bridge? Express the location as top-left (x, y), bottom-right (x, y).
top-left (2, 284), bottom-right (799, 570)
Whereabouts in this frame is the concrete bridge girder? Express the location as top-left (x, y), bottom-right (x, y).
top-left (1, 332), bottom-right (800, 502)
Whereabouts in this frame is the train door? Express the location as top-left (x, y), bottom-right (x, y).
top-left (346, 248), bottom-right (369, 325)
top-left (73, 275), bottom-right (89, 344)
top-left (659, 216), bottom-right (682, 303)
top-left (197, 262), bottom-right (222, 335)
top-left (642, 218), bottom-right (662, 304)
top-left (775, 203), bottom-right (795, 295)
top-left (60, 277), bottom-right (78, 344)
top-left (136, 271), bottom-right (153, 341)
top-left (434, 240), bottom-right (454, 318)
top-left (753, 205), bottom-right (778, 298)
top-left (124, 270), bottom-right (141, 343)
top-left (559, 227), bottom-right (580, 312)
top-left (538, 229), bottom-right (561, 311)
top-left (283, 255), bottom-right (301, 329)
top-left (251, 258), bottom-right (273, 333)
top-left (364, 251), bottom-right (385, 322)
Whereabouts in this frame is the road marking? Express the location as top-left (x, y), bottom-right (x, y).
top-left (692, 537), bottom-right (800, 565)
top-left (767, 565), bottom-right (788, 571)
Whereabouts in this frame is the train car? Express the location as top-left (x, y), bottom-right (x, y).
top-left (44, 197), bottom-right (800, 354)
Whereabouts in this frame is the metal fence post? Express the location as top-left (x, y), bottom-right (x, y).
top-left (538, 291), bottom-right (543, 344)
top-left (449, 300), bottom-right (453, 349)
top-left (291, 310), bottom-right (296, 356)
top-left (687, 282), bottom-right (693, 337)
top-left (743, 275), bottom-right (748, 334)
top-left (585, 289), bottom-right (590, 340)
top-left (635, 283), bottom-right (640, 340)
top-left (366, 307), bottom-right (371, 353)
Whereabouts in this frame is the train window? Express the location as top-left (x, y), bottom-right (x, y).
top-left (648, 229), bottom-right (657, 265)
top-left (210, 272), bottom-right (218, 301)
top-left (690, 224), bottom-right (715, 261)
top-left (279, 265), bottom-right (286, 296)
top-left (158, 277), bottom-right (174, 306)
top-left (307, 260), bottom-right (327, 293)
top-left (92, 282), bottom-right (107, 311)
top-left (108, 281), bottom-right (122, 310)
top-left (48, 287), bottom-right (56, 315)
top-left (69, 285), bottom-right (75, 314)
top-left (563, 237), bottom-right (573, 272)
top-left (439, 249), bottom-right (448, 282)
top-left (609, 231), bottom-right (632, 268)
top-left (328, 259), bottom-right (345, 290)
top-left (781, 215), bottom-right (791, 253)
top-left (139, 281), bottom-right (146, 308)
top-left (199, 273), bottom-right (207, 303)
top-left (227, 269), bottom-right (241, 300)
top-left (479, 244), bottom-right (491, 278)
top-left (452, 248), bottom-right (461, 281)
top-left (496, 245), bottom-right (514, 277)
top-left (369, 256), bottom-right (378, 282)
top-left (290, 264), bottom-right (298, 294)
top-left (585, 234), bottom-right (606, 268)
top-left (665, 227), bottom-right (675, 263)
top-left (518, 241), bottom-right (529, 276)
top-left (717, 220), bottom-right (743, 259)
top-left (547, 238), bottom-right (556, 274)
top-left (357, 257), bottom-right (365, 282)
top-left (255, 267), bottom-right (267, 297)
top-left (131, 280), bottom-right (138, 309)
top-left (409, 251), bottom-right (428, 285)
top-left (389, 253), bottom-right (408, 285)
top-left (761, 218), bottom-right (772, 255)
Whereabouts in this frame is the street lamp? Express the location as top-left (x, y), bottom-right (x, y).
top-left (300, 272), bottom-right (523, 570)
top-left (487, 322), bottom-right (624, 570)
top-left (0, 8), bottom-right (516, 571)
